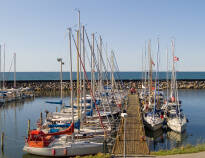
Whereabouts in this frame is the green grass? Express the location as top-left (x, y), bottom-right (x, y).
top-left (73, 144), bottom-right (205, 157)
top-left (151, 144), bottom-right (205, 156)
top-left (75, 153), bottom-right (111, 158)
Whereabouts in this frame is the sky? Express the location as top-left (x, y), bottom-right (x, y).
top-left (0, 0), bottom-right (205, 72)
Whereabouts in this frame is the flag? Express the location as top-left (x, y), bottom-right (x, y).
top-left (174, 56), bottom-right (179, 62)
top-left (151, 58), bottom-right (155, 66)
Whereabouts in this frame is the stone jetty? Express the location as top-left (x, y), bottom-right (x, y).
top-left (3, 80), bottom-right (205, 92)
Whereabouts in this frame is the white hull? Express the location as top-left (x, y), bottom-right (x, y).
top-left (143, 114), bottom-right (163, 131)
top-left (23, 141), bottom-right (103, 157)
top-left (167, 117), bottom-right (187, 133)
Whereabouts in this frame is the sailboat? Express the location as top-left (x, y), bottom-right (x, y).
top-left (23, 24), bottom-right (104, 156)
top-left (166, 40), bottom-right (187, 133)
top-left (143, 40), bottom-right (164, 131)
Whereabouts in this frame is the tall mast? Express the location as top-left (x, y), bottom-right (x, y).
top-left (99, 36), bottom-right (103, 92)
top-left (14, 52), bottom-right (16, 88)
top-left (82, 25), bottom-right (86, 122)
top-left (144, 42), bottom-right (147, 88)
top-left (3, 44), bottom-right (5, 89)
top-left (111, 51), bottom-right (114, 89)
top-left (78, 10), bottom-right (82, 119)
top-left (77, 30), bottom-right (80, 121)
top-left (171, 40), bottom-right (175, 99)
top-left (57, 58), bottom-right (64, 100)
top-left (105, 43), bottom-right (109, 88)
top-left (148, 40), bottom-right (152, 97)
top-left (90, 33), bottom-right (94, 111)
top-left (166, 48), bottom-right (169, 104)
top-left (68, 28), bottom-right (74, 142)
top-left (92, 34), bottom-right (95, 98)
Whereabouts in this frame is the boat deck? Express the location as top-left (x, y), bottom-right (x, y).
top-left (112, 94), bottom-right (149, 156)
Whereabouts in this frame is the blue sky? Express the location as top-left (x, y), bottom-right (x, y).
top-left (0, 0), bottom-right (204, 72)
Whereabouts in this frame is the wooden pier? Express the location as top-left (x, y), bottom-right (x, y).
top-left (112, 94), bottom-right (149, 156)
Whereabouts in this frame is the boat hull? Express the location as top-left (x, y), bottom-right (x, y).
top-left (23, 142), bottom-right (103, 157)
top-left (167, 118), bottom-right (187, 133)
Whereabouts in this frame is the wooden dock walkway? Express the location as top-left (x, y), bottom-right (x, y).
top-left (112, 94), bottom-right (149, 156)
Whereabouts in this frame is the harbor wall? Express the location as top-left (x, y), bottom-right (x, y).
top-left (3, 80), bottom-right (205, 91)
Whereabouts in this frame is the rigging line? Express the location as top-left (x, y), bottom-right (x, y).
top-left (94, 38), bottom-right (111, 82)
top-left (95, 39), bottom-right (119, 90)
top-left (5, 55), bottom-right (14, 82)
top-left (94, 37), bottom-right (114, 122)
top-left (111, 51), bottom-right (124, 89)
top-left (101, 45), bottom-right (121, 88)
top-left (95, 41), bottom-right (121, 100)
top-left (101, 41), bottom-right (122, 82)
top-left (85, 31), bottom-right (112, 124)
top-left (84, 30), bottom-right (100, 74)
top-left (70, 29), bottom-right (106, 132)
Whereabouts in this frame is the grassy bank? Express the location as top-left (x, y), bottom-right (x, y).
top-left (151, 144), bottom-right (205, 156)
top-left (73, 144), bottom-right (205, 157)
top-left (75, 153), bottom-right (111, 158)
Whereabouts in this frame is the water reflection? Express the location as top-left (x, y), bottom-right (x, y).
top-left (0, 90), bottom-right (204, 157)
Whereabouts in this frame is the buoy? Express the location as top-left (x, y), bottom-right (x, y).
top-left (52, 149), bottom-right (55, 156)
top-left (64, 148), bottom-right (67, 156)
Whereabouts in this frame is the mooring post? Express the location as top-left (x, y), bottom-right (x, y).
top-left (56, 107), bottom-right (58, 112)
top-left (45, 111), bottom-right (49, 118)
top-left (27, 119), bottom-right (30, 136)
top-left (40, 112), bottom-right (43, 125)
top-left (1, 132), bottom-right (4, 151)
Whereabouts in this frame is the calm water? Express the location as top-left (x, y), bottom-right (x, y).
top-left (0, 90), bottom-right (204, 157)
top-left (2, 71), bottom-right (205, 81)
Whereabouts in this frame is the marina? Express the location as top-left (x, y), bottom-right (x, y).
top-left (0, 89), bottom-right (203, 157)
top-left (0, 0), bottom-right (205, 157)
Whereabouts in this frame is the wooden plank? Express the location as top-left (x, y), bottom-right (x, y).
top-left (112, 94), bottom-right (150, 156)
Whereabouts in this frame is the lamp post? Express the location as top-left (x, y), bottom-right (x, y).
top-left (57, 58), bottom-right (64, 101)
top-left (121, 112), bottom-right (128, 158)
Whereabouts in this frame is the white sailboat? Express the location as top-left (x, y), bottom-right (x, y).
top-left (167, 40), bottom-right (187, 133)
top-left (143, 40), bottom-right (164, 131)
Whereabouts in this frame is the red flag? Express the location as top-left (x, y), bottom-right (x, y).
top-left (174, 56), bottom-right (179, 62)
top-left (151, 58), bottom-right (155, 66)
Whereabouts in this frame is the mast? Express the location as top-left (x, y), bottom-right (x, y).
top-left (92, 33), bottom-right (95, 99)
top-left (171, 40), bottom-right (175, 99)
top-left (90, 33), bottom-right (94, 112)
top-left (57, 58), bottom-right (64, 100)
top-left (105, 43), bottom-right (109, 88)
top-left (172, 40), bottom-right (180, 116)
top-left (78, 10), bottom-right (82, 120)
top-left (68, 28), bottom-right (74, 142)
top-left (144, 42), bottom-right (147, 88)
top-left (82, 25), bottom-right (86, 122)
top-left (166, 48), bottom-right (169, 104)
top-left (3, 44), bottom-right (5, 89)
top-left (99, 36), bottom-right (103, 92)
top-left (111, 51), bottom-right (114, 89)
top-left (77, 30), bottom-right (80, 122)
top-left (14, 52), bottom-right (16, 88)
top-left (148, 40), bottom-right (152, 102)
